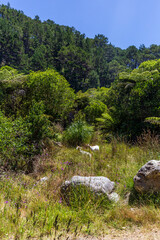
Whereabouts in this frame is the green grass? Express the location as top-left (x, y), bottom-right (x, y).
top-left (0, 134), bottom-right (160, 239)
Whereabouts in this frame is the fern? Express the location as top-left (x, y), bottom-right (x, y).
top-left (96, 111), bottom-right (115, 133)
top-left (145, 117), bottom-right (160, 125)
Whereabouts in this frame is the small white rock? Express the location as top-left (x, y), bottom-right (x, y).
top-left (40, 177), bottom-right (48, 182)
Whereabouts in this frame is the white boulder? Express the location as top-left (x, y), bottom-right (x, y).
top-left (61, 176), bottom-right (119, 203)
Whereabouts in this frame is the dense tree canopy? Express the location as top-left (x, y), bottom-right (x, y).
top-left (26, 69), bottom-right (75, 121)
top-left (1, 4), bottom-right (160, 91)
top-left (105, 60), bottom-right (160, 138)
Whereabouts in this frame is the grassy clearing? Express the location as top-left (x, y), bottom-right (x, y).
top-left (0, 133), bottom-right (160, 239)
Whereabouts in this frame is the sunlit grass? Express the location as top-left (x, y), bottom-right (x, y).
top-left (0, 134), bottom-right (159, 239)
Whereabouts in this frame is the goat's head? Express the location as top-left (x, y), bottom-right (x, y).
top-left (86, 144), bottom-right (90, 147)
top-left (76, 146), bottom-right (81, 150)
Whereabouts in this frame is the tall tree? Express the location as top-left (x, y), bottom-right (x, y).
top-left (58, 45), bottom-right (90, 91)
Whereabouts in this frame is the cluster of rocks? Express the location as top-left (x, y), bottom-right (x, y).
top-left (60, 160), bottom-right (160, 204)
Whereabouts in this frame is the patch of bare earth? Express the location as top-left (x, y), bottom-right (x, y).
top-left (7, 227), bottom-right (160, 240)
top-left (59, 227), bottom-right (160, 240)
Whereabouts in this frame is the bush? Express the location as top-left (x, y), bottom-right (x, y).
top-left (0, 111), bottom-right (33, 170)
top-left (26, 69), bottom-right (75, 121)
top-left (63, 120), bottom-right (93, 146)
top-left (84, 100), bottom-right (107, 124)
top-left (0, 102), bottom-right (52, 171)
top-left (0, 66), bottom-right (26, 115)
top-left (26, 101), bottom-right (51, 142)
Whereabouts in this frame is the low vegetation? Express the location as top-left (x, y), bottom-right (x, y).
top-left (0, 131), bottom-right (159, 239)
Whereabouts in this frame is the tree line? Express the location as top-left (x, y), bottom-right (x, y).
top-left (1, 4), bottom-right (160, 91)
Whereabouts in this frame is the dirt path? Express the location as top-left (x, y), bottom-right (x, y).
top-left (7, 226), bottom-right (160, 240)
top-left (80, 228), bottom-right (160, 240)
top-left (61, 227), bottom-right (160, 240)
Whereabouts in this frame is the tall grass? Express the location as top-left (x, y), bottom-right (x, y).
top-left (62, 120), bottom-right (93, 146)
top-left (0, 132), bottom-right (159, 239)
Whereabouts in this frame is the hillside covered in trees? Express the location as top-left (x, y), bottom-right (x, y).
top-left (1, 4), bottom-right (160, 91)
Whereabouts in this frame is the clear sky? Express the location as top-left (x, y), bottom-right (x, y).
top-left (1, 0), bottom-right (160, 49)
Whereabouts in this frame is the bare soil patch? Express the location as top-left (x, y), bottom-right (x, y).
top-left (63, 227), bottom-right (160, 240)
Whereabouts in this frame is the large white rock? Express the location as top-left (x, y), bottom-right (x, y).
top-left (134, 160), bottom-right (160, 193)
top-left (61, 176), bottom-right (119, 202)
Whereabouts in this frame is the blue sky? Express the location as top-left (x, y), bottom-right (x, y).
top-left (1, 0), bottom-right (160, 49)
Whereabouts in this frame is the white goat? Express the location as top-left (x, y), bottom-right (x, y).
top-left (86, 144), bottom-right (99, 151)
top-left (76, 146), bottom-right (92, 159)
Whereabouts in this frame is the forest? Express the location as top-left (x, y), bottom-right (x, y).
top-left (0, 4), bottom-right (160, 240)
top-left (1, 3), bottom-right (160, 92)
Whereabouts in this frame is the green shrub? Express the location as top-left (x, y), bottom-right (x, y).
top-left (84, 100), bottom-right (107, 124)
top-left (0, 66), bottom-right (26, 115)
top-left (26, 101), bottom-right (51, 142)
top-left (129, 188), bottom-right (160, 207)
top-left (26, 69), bottom-right (75, 121)
top-left (0, 102), bottom-right (52, 171)
top-left (0, 66), bottom-right (18, 80)
top-left (0, 111), bottom-right (33, 170)
top-left (63, 120), bottom-right (93, 146)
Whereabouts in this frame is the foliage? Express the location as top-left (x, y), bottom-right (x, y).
top-left (85, 87), bottom-right (110, 105)
top-left (63, 120), bottom-right (93, 146)
top-left (58, 45), bottom-right (90, 91)
top-left (84, 100), bottom-right (107, 124)
top-left (107, 59), bottom-right (160, 138)
top-left (0, 66), bottom-right (18, 80)
top-left (96, 111), bottom-right (116, 134)
top-left (129, 189), bottom-right (160, 207)
top-left (74, 91), bottom-right (90, 112)
top-left (31, 45), bottom-right (47, 71)
top-left (25, 101), bottom-right (51, 142)
top-left (0, 6), bottom-right (160, 234)
top-left (74, 88), bottom-right (110, 117)
top-left (145, 117), bottom-right (160, 126)
top-left (86, 70), bottom-right (100, 89)
top-left (0, 66), bottom-right (27, 116)
top-left (0, 111), bottom-right (32, 170)
top-left (26, 69), bottom-right (75, 121)
top-left (0, 65), bottom-right (26, 90)
top-left (3, 4), bottom-right (160, 90)
top-left (0, 102), bottom-right (52, 170)
top-left (2, 4), bottom-right (160, 91)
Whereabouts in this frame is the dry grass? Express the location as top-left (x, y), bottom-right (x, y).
top-left (0, 133), bottom-right (160, 239)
